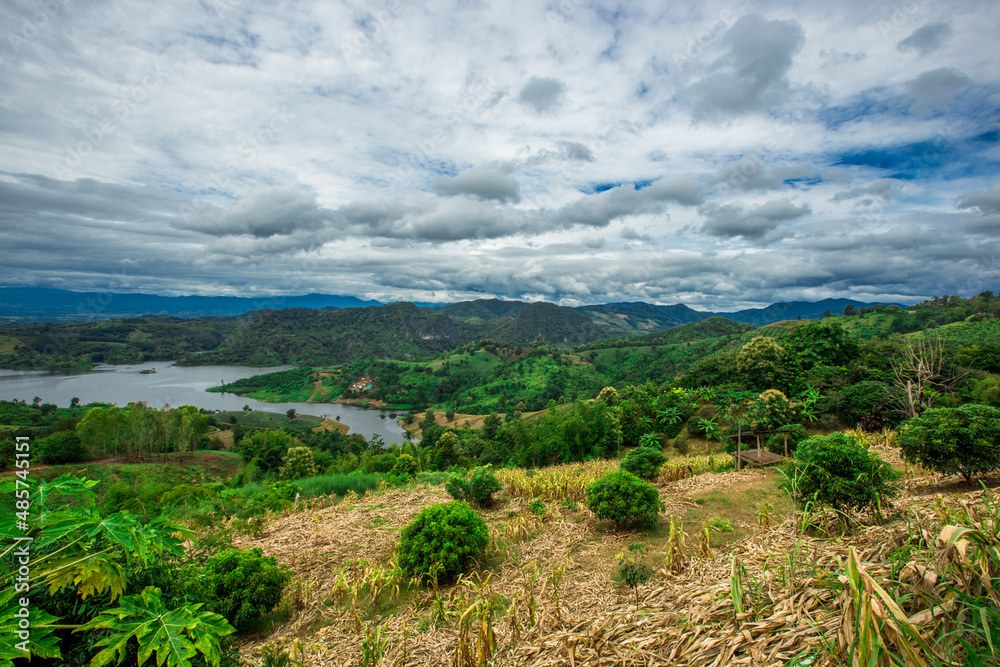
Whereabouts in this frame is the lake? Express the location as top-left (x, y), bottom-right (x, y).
top-left (0, 361), bottom-right (407, 445)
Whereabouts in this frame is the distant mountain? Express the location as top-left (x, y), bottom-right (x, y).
top-left (0, 287), bottom-right (382, 321)
top-left (719, 298), bottom-right (904, 326)
top-left (575, 302), bottom-right (712, 335)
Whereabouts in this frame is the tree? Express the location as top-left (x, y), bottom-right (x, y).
top-left (897, 404), bottom-right (1000, 482)
top-left (890, 337), bottom-right (966, 418)
top-left (286, 408), bottom-right (297, 420)
top-left (735, 337), bottom-right (787, 390)
top-left (279, 446), bottom-right (318, 480)
top-left (70, 397), bottom-right (80, 408)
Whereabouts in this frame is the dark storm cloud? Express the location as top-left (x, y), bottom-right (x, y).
top-left (687, 15), bottom-right (805, 120)
top-left (898, 22), bottom-right (953, 56)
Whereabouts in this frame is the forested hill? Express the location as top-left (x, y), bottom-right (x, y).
top-left (0, 286), bottom-right (382, 321)
top-left (0, 296), bottom-right (907, 369)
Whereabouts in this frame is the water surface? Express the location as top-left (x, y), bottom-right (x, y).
top-left (0, 362), bottom-right (406, 445)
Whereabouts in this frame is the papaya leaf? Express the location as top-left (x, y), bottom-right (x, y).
top-left (78, 586), bottom-right (235, 667)
top-left (0, 587), bottom-right (62, 666)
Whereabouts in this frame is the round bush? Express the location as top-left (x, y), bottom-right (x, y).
top-left (620, 447), bottom-right (667, 480)
top-left (204, 547), bottom-right (291, 632)
top-left (445, 466), bottom-right (502, 507)
top-left (37, 430), bottom-right (87, 464)
top-left (386, 453), bottom-right (418, 484)
top-left (897, 404), bottom-right (1000, 482)
top-left (397, 501), bottom-right (490, 582)
top-left (788, 433), bottom-right (898, 511)
top-left (585, 470), bottom-right (664, 528)
top-left (279, 447), bottom-right (318, 480)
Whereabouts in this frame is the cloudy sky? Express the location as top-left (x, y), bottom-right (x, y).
top-left (1, 0), bottom-right (999, 309)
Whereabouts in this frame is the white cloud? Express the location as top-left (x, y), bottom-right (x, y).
top-left (0, 0), bottom-right (997, 308)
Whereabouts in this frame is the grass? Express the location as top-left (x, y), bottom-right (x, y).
top-left (675, 471), bottom-right (793, 548)
top-left (217, 410), bottom-right (324, 431)
top-left (1, 450), bottom-right (243, 498)
top-left (293, 472), bottom-right (383, 498)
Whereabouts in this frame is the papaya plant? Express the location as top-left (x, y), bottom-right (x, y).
top-left (0, 474), bottom-right (236, 667)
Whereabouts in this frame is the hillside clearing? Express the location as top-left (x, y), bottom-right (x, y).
top-left (226, 460), bottom-right (984, 666)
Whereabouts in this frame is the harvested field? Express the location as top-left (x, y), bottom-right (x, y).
top-left (229, 456), bottom-right (997, 666)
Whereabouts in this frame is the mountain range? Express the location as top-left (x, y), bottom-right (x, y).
top-left (0, 286), bottom-right (902, 328)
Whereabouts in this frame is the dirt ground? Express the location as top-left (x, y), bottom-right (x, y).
top-left (226, 457), bottom-right (985, 667)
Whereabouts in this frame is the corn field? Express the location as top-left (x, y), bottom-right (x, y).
top-left (233, 457), bottom-right (1000, 666)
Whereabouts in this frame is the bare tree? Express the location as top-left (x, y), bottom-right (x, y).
top-left (890, 337), bottom-right (966, 419)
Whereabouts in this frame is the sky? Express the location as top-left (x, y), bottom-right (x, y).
top-left (1, 0), bottom-right (999, 310)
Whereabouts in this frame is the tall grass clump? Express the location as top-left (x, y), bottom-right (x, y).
top-left (294, 472), bottom-right (382, 498)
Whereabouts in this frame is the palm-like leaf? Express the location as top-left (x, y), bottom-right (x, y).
top-left (78, 586), bottom-right (234, 667)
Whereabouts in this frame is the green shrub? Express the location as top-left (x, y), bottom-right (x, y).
top-left (397, 501), bottom-right (490, 582)
top-left (620, 447), bottom-right (667, 480)
top-left (385, 453), bottom-right (418, 486)
top-left (204, 547), bottom-right (291, 632)
top-left (445, 466), bottom-right (502, 507)
top-left (764, 424), bottom-right (808, 455)
top-left (0, 438), bottom-right (14, 470)
top-left (897, 404), bottom-right (1000, 482)
top-left (279, 447), bottom-right (318, 480)
top-left (530, 500), bottom-right (546, 517)
top-left (671, 434), bottom-right (690, 455)
top-left (235, 429), bottom-right (295, 473)
top-left (585, 470), bottom-right (664, 528)
top-left (36, 430), bottom-right (87, 464)
top-left (785, 433), bottom-right (898, 511)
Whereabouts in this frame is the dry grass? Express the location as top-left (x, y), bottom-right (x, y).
top-left (311, 418), bottom-right (350, 434)
top-left (227, 455), bottom-right (996, 667)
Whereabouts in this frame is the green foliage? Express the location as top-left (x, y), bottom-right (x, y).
top-left (278, 446), bottom-right (318, 480)
top-left (837, 381), bottom-right (893, 428)
top-left (597, 386), bottom-right (620, 406)
top-left (615, 542), bottom-right (654, 607)
top-left (530, 499), bottom-right (546, 517)
top-left (897, 404), bottom-right (1000, 482)
top-left (748, 389), bottom-right (793, 430)
top-left (620, 447), bottom-right (667, 480)
top-left (0, 475), bottom-right (219, 666)
top-left (76, 403), bottom-right (209, 459)
top-left (585, 469), bottom-right (664, 528)
top-left (735, 337), bottom-right (787, 391)
top-left (396, 501), bottom-right (490, 583)
top-left (445, 466), bottom-right (502, 507)
top-left (385, 453), bottom-right (418, 486)
top-left (36, 429), bottom-right (87, 464)
top-left (204, 548), bottom-right (291, 632)
top-left (521, 400), bottom-right (622, 466)
top-left (786, 433), bottom-right (899, 511)
top-left (77, 586), bottom-right (234, 667)
top-left (235, 429), bottom-right (295, 473)
top-left (764, 424), bottom-right (808, 455)
top-left (293, 472), bottom-right (382, 498)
